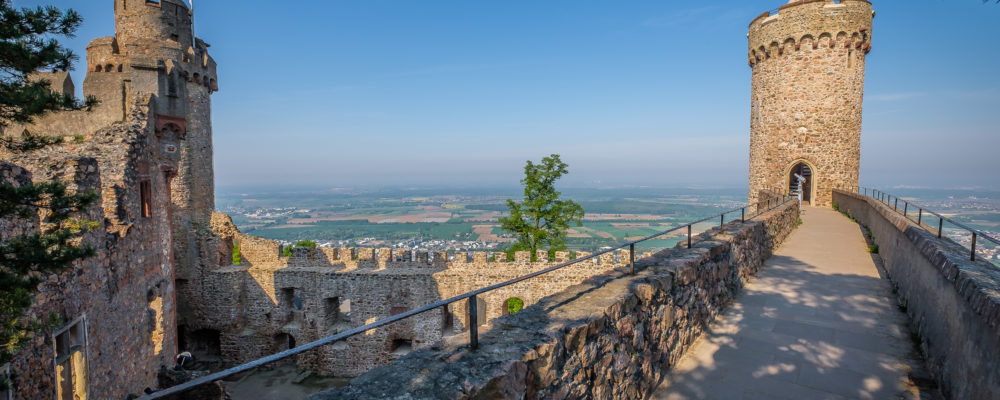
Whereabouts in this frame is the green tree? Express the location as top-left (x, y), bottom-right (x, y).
top-left (0, 1), bottom-right (96, 127)
top-left (0, 1), bottom-right (98, 367)
top-left (0, 181), bottom-right (97, 365)
top-left (499, 154), bottom-right (584, 260)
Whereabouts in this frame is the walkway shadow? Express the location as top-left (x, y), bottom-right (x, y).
top-left (656, 255), bottom-right (938, 400)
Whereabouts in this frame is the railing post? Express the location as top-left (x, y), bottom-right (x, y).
top-left (894, 198), bottom-right (898, 211)
top-left (687, 224), bottom-right (692, 249)
top-left (938, 218), bottom-right (943, 238)
top-left (903, 202), bottom-right (908, 217)
top-left (629, 243), bottom-right (635, 275)
top-left (918, 208), bottom-right (923, 225)
top-left (721, 214), bottom-right (724, 227)
top-left (970, 233), bottom-right (977, 262)
top-left (468, 295), bottom-right (479, 350)
top-left (741, 207), bottom-right (745, 223)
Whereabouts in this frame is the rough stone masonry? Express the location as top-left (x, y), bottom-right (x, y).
top-left (747, 0), bottom-right (874, 208)
top-left (310, 201), bottom-right (799, 399)
top-left (1, 0), bottom-right (218, 398)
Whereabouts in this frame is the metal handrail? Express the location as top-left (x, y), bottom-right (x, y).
top-left (139, 194), bottom-right (796, 399)
top-left (856, 187), bottom-right (1000, 263)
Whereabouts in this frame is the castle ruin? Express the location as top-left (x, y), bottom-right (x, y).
top-left (0, 1), bottom-right (634, 397)
top-left (747, 0), bottom-right (874, 207)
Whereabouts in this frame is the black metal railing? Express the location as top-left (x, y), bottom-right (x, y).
top-left (856, 188), bottom-right (1000, 263)
top-left (139, 194), bottom-right (796, 399)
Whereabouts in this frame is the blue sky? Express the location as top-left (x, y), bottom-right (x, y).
top-left (16, 0), bottom-right (1000, 190)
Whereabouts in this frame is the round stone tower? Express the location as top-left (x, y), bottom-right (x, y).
top-left (114, 0), bottom-right (194, 49)
top-left (747, 0), bottom-right (873, 208)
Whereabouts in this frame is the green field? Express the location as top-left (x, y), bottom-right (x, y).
top-left (219, 186), bottom-right (753, 251)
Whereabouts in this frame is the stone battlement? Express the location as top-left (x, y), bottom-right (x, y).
top-left (748, 0), bottom-right (873, 67)
top-left (211, 212), bottom-right (638, 274)
top-left (202, 211), bottom-right (646, 376)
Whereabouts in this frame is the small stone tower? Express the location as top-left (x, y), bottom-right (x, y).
top-left (109, 0), bottom-right (222, 332)
top-left (115, 0), bottom-right (195, 50)
top-left (747, 0), bottom-right (873, 208)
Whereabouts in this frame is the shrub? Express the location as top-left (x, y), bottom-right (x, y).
top-left (506, 298), bottom-right (524, 315)
top-left (294, 240), bottom-right (317, 248)
top-left (232, 241), bottom-right (241, 265)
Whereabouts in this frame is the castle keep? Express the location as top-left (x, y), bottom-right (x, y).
top-left (747, 0), bottom-right (873, 207)
top-left (2, 0), bottom-right (220, 398)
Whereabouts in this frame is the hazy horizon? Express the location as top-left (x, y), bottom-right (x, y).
top-left (18, 0), bottom-right (1000, 190)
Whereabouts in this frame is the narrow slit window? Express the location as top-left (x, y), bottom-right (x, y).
top-left (0, 364), bottom-right (11, 400)
top-left (54, 318), bottom-right (88, 400)
top-left (140, 180), bottom-right (152, 218)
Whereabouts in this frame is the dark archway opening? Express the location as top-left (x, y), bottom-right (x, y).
top-left (178, 327), bottom-right (222, 370)
top-left (272, 333), bottom-right (296, 367)
top-left (788, 162), bottom-right (813, 204)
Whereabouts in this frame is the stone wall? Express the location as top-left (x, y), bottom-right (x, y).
top-left (1, 3), bottom-right (224, 395)
top-left (308, 200), bottom-right (799, 399)
top-left (1, 97), bottom-right (181, 399)
top-left (747, 0), bottom-right (873, 207)
top-left (832, 190), bottom-right (1000, 400)
top-left (200, 213), bottom-right (644, 377)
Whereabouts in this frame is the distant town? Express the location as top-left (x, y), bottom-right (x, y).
top-left (216, 186), bottom-right (999, 264)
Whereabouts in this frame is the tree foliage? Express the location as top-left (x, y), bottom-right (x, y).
top-left (0, 181), bottom-right (97, 365)
top-left (0, 0), bottom-right (96, 127)
top-left (499, 154), bottom-right (584, 260)
top-left (282, 240), bottom-right (318, 257)
top-left (232, 241), bottom-right (241, 265)
top-left (0, 1), bottom-right (97, 367)
top-left (294, 240), bottom-right (317, 248)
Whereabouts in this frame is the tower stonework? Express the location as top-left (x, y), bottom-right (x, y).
top-left (747, 0), bottom-right (873, 208)
top-left (0, 1), bottom-right (220, 397)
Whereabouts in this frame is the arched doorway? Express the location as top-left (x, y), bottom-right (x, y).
top-left (788, 162), bottom-right (813, 204)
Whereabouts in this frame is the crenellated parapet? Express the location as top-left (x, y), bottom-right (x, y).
top-left (203, 211), bottom-right (642, 376)
top-left (212, 212), bottom-right (633, 275)
top-left (747, 0), bottom-right (873, 67)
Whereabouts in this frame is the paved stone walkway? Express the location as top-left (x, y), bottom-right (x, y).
top-left (653, 207), bottom-right (933, 400)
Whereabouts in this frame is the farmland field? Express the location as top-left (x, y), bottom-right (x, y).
top-left (217, 186), bottom-right (747, 252)
top-left (217, 186), bottom-right (1000, 263)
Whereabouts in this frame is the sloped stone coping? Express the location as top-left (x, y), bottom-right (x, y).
top-left (833, 189), bottom-right (1000, 400)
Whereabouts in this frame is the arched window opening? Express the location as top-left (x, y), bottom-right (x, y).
top-left (390, 338), bottom-right (412, 355)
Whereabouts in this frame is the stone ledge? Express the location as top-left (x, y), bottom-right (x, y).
top-left (833, 189), bottom-right (1000, 399)
top-left (836, 190), bottom-right (1000, 333)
